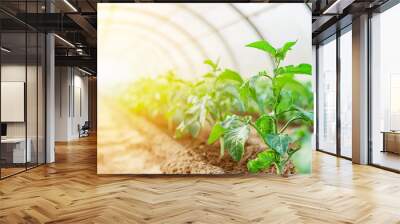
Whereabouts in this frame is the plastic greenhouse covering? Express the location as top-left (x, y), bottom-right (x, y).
top-left (98, 3), bottom-right (311, 89)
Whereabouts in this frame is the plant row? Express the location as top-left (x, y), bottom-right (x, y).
top-left (121, 40), bottom-right (314, 176)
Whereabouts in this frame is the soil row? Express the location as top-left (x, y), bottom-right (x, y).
top-left (129, 113), bottom-right (267, 174)
top-left (99, 99), bottom-right (267, 174)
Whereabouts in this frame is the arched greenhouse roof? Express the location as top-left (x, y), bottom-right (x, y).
top-left (98, 3), bottom-right (311, 86)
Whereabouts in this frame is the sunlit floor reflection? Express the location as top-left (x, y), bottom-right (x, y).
top-left (372, 151), bottom-right (400, 171)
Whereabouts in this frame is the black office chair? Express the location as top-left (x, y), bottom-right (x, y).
top-left (79, 121), bottom-right (90, 138)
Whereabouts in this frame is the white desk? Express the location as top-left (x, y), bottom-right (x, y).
top-left (1, 138), bottom-right (31, 163)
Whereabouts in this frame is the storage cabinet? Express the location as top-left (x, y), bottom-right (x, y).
top-left (382, 132), bottom-right (400, 154)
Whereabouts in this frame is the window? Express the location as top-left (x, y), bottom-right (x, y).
top-left (371, 3), bottom-right (400, 171)
top-left (317, 37), bottom-right (337, 154)
top-left (339, 29), bottom-right (352, 158)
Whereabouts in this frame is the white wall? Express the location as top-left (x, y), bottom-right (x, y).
top-left (55, 67), bottom-right (89, 141)
top-left (55, 67), bottom-right (70, 141)
top-left (71, 73), bottom-right (89, 138)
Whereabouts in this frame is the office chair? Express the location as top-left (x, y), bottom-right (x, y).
top-left (79, 121), bottom-right (90, 138)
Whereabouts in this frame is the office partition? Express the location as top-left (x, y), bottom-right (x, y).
top-left (0, 1), bottom-right (47, 179)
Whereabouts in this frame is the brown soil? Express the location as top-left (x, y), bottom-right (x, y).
top-left (168, 129), bottom-right (265, 174)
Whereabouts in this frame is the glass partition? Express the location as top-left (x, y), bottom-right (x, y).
top-left (317, 37), bottom-right (337, 154)
top-left (0, 2), bottom-right (46, 179)
top-left (27, 30), bottom-right (38, 169)
top-left (1, 31), bottom-right (28, 177)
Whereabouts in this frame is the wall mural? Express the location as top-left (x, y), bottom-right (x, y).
top-left (97, 3), bottom-right (313, 175)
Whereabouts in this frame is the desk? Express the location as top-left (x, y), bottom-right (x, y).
top-left (1, 138), bottom-right (31, 163)
top-left (382, 131), bottom-right (400, 154)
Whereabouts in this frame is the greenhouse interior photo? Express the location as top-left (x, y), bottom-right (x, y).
top-left (0, 0), bottom-right (400, 223)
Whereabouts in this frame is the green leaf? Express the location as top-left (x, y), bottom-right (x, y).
top-left (193, 80), bottom-right (205, 87)
top-left (175, 119), bottom-right (202, 138)
top-left (247, 76), bottom-right (259, 101)
top-left (281, 41), bottom-right (297, 51)
top-left (221, 115), bottom-right (243, 129)
top-left (275, 41), bottom-right (296, 61)
top-left (224, 124), bottom-right (250, 161)
top-left (247, 150), bottom-right (276, 173)
top-left (246, 40), bottom-right (276, 56)
top-left (274, 74), bottom-right (310, 98)
top-left (217, 115), bottom-right (246, 159)
top-left (290, 126), bottom-right (309, 144)
top-left (284, 79), bottom-right (310, 96)
top-left (239, 82), bottom-right (250, 109)
top-left (273, 73), bottom-right (294, 97)
top-left (238, 80), bottom-right (258, 110)
top-left (276, 91), bottom-right (293, 114)
top-left (223, 84), bottom-right (241, 100)
top-left (298, 111), bottom-right (313, 122)
top-left (202, 72), bottom-right (215, 78)
top-left (265, 134), bottom-right (291, 156)
top-left (251, 75), bottom-right (271, 113)
top-left (255, 115), bottom-right (275, 137)
top-left (198, 96), bottom-right (208, 126)
top-left (275, 64), bottom-right (312, 76)
top-left (207, 123), bottom-right (225, 144)
top-left (217, 69), bottom-right (244, 84)
top-left (294, 108), bottom-right (314, 124)
top-left (204, 59), bottom-right (219, 71)
top-left (188, 121), bottom-right (201, 137)
top-left (175, 95), bottom-right (210, 138)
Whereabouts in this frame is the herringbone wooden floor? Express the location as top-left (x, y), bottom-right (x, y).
top-left (1, 135), bottom-right (400, 224)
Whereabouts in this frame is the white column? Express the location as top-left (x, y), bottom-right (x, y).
top-left (45, 0), bottom-right (56, 163)
top-left (352, 14), bottom-right (369, 164)
top-left (46, 32), bottom-right (55, 163)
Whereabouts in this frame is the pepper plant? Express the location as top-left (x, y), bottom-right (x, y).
top-left (175, 59), bottom-right (244, 138)
top-left (207, 40), bottom-right (313, 175)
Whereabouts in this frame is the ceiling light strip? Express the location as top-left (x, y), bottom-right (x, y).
top-left (54, 34), bottom-right (75, 48)
top-left (78, 67), bottom-right (93, 76)
top-left (63, 0), bottom-right (78, 12)
top-left (323, 0), bottom-right (343, 14)
top-left (1, 47), bottom-right (11, 53)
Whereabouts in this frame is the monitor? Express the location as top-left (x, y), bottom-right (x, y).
top-left (1, 123), bottom-right (7, 137)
